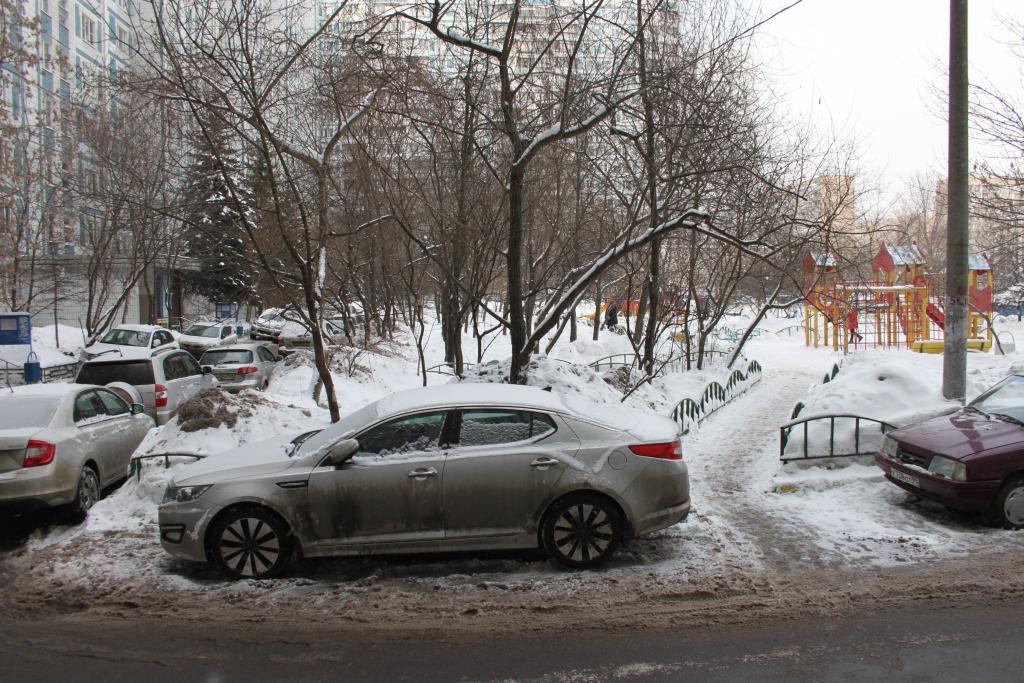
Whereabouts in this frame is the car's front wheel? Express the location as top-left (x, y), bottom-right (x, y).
top-left (542, 493), bottom-right (623, 569)
top-left (994, 475), bottom-right (1024, 529)
top-left (210, 507), bottom-right (293, 579)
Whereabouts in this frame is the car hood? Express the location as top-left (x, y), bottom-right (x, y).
top-left (84, 342), bottom-right (151, 359)
top-left (892, 410), bottom-right (1024, 460)
top-left (173, 435), bottom-right (301, 485)
top-left (178, 335), bottom-right (219, 346)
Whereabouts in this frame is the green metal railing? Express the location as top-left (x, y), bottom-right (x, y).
top-left (779, 413), bottom-right (896, 462)
top-left (588, 354), bottom-right (636, 371)
top-left (668, 360), bottom-right (763, 434)
top-left (129, 452), bottom-right (208, 481)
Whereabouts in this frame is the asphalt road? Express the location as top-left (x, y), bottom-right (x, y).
top-left (2, 597), bottom-right (1022, 681)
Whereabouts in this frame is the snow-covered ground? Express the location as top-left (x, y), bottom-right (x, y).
top-left (7, 309), bottom-right (1024, 632)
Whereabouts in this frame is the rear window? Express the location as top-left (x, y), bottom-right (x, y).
top-left (201, 349), bottom-right (253, 365)
top-left (0, 396), bottom-right (61, 428)
top-left (77, 360), bottom-right (155, 386)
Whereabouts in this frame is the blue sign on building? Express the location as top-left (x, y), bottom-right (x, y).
top-left (0, 312), bottom-right (32, 346)
top-left (215, 303), bottom-right (238, 320)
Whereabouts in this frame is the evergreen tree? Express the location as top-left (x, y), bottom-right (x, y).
top-left (180, 114), bottom-right (259, 308)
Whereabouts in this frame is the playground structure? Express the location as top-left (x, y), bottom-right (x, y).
top-left (803, 245), bottom-right (993, 354)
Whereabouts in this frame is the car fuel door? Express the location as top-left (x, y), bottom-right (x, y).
top-left (442, 410), bottom-right (576, 540)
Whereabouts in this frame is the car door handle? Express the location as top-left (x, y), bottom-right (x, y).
top-left (530, 457), bottom-right (559, 468)
top-left (408, 467), bottom-right (438, 478)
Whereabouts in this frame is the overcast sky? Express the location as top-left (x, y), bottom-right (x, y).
top-left (751, 0), bottom-right (1022, 206)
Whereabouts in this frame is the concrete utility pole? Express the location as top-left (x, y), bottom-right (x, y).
top-left (943, 0), bottom-right (969, 401)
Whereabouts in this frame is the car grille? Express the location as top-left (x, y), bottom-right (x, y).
top-left (898, 447), bottom-right (931, 468)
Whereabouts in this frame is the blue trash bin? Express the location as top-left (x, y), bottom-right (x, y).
top-left (23, 351), bottom-right (42, 384)
top-left (235, 324), bottom-right (244, 337)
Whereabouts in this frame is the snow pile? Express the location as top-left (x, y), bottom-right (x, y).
top-left (0, 323), bottom-right (84, 368)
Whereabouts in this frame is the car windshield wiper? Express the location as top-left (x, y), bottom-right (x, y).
top-left (287, 429), bottom-right (323, 456)
top-left (990, 412), bottom-right (1024, 427)
top-left (963, 405), bottom-right (988, 417)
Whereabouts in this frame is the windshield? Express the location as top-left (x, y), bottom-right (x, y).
top-left (0, 396), bottom-right (61, 429)
top-left (294, 403), bottom-right (380, 457)
top-left (970, 376), bottom-right (1024, 423)
top-left (184, 324), bottom-right (221, 338)
top-left (201, 349), bottom-right (253, 365)
top-left (99, 329), bottom-right (150, 347)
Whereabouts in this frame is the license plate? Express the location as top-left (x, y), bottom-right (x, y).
top-left (890, 468), bottom-right (919, 488)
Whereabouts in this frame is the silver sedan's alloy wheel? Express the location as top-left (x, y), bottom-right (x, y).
top-left (554, 504), bottom-right (613, 563)
top-left (543, 494), bottom-right (622, 569)
top-left (1003, 486), bottom-right (1024, 526)
top-left (76, 467), bottom-right (100, 515)
top-left (219, 516), bottom-right (281, 578)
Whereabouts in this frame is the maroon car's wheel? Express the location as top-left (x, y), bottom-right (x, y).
top-left (542, 493), bottom-right (623, 569)
top-left (994, 476), bottom-right (1024, 530)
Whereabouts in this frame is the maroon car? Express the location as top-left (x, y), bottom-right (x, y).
top-left (875, 374), bottom-right (1024, 528)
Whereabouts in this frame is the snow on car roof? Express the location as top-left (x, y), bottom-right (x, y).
top-left (111, 324), bottom-right (164, 332)
top-left (1, 382), bottom-right (95, 398)
top-left (377, 383), bottom-right (568, 417)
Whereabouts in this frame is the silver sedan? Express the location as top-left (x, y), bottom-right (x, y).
top-left (158, 384), bottom-right (690, 579)
top-left (0, 383), bottom-right (154, 518)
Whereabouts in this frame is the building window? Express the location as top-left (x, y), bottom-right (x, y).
top-left (81, 15), bottom-right (99, 48)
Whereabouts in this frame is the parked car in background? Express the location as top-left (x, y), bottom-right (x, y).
top-left (0, 383), bottom-right (153, 517)
top-left (83, 325), bottom-right (177, 360)
top-left (158, 384), bottom-right (689, 579)
top-left (76, 348), bottom-right (218, 426)
top-left (277, 317), bottom-right (345, 352)
top-left (199, 343), bottom-right (280, 392)
top-left (877, 374), bottom-right (1024, 529)
top-left (250, 308), bottom-right (298, 342)
top-left (178, 321), bottom-right (239, 358)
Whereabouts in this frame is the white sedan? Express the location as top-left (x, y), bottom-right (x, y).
top-left (83, 325), bottom-right (178, 360)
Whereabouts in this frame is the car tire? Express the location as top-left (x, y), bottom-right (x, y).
top-left (71, 464), bottom-right (101, 521)
top-left (209, 507), bottom-right (293, 580)
top-left (993, 475), bottom-right (1024, 529)
top-left (541, 493), bottom-right (623, 569)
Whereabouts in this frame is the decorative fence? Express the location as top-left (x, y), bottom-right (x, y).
top-left (779, 413), bottom-right (896, 463)
top-left (129, 452), bottom-right (208, 480)
top-left (0, 358), bottom-right (80, 387)
top-left (425, 362), bottom-right (478, 376)
top-left (668, 360), bottom-right (764, 434)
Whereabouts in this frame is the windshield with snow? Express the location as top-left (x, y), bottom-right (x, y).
top-left (970, 376), bottom-right (1024, 423)
top-left (294, 403), bottom-right (379, 457)
top-left (0, 396), bottom-right (61, 428)
top-left (201, 350), bottom-right (253, 365)
top-left (184, 324), bottom-right (221, 338)
top-left (99, 329), bottom-right (150, 347)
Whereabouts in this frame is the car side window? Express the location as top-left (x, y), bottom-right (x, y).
top-left (73, 391), bottom-right (105, 423)
top-left (457, 410), bottom-right (556, 447)
top-left (221, 326), bottom-right (231, 338)
top-left (154, 331), bottom-right (171, 346)
top-left (162, 355), bottom-right (184, 381)
top-left (180, 353), bottom-right (203, 376)
top-left (96, 389), bottom-right (130, 416)
top-left (356, 412), bottom-right (448, 459)
top-left (258, 347), bottom-right (273, 362)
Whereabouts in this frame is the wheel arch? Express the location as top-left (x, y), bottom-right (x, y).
top-left (537, 488), bottom-right (634, 545)
top-left (203, 500), bottom-right (299, 561)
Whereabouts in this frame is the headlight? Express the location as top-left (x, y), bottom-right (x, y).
top-left (927, 456), bottom-right (967, 481)
top-left (162, 484), bottom-right (213, 503)
top-left (881, 435), bottom-right (899, 458)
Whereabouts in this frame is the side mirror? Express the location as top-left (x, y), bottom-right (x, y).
top-left (326, 438), bottom-right (359, 467)
top-left (151, 339), bottom-right (160, 348)
top-left (202, 366), bottom-right (213, 375)
top-left (275, 356), bottom-right (283, 362)
top-left (131, 403), bottom-right (145, 415)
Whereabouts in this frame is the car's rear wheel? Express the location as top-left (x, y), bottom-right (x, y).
top-left (210, 507), bottom-right (293, 579)
top-left (994, 476), bottom-right (1024, 529)
top-left (542, 493), bottom-right (623, 569)
top-left (71, 464), bottom-right (101, 521)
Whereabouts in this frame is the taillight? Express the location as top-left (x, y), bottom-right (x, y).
top-left (155, 383), bottom-right (168, 408)
top-left (237, 366), bottom-right (258, 375)
top-left (23, 440), bottom-right (57, 468)
top-left (628, 441), bottom-right (682, 460)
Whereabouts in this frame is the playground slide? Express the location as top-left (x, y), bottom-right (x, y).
top-left (926, 303), bottom-right (945, 330)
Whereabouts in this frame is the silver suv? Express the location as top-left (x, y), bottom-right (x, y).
top-left (75, 348), bottom-right (218, 426)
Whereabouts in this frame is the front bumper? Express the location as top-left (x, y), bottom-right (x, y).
top-left (875, 453), bottom-right (999, 512)
top-left (158, 502), bottom-right (217, 562)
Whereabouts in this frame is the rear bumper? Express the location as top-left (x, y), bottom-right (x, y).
top-left (634, 498), bottom-right (690, 536)
top-left (875, 453), bottom-right (999, 512)
top-left (0, 466), bottom-right (76, 510)
top-left (217, 378), bottom-right (260, 392)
